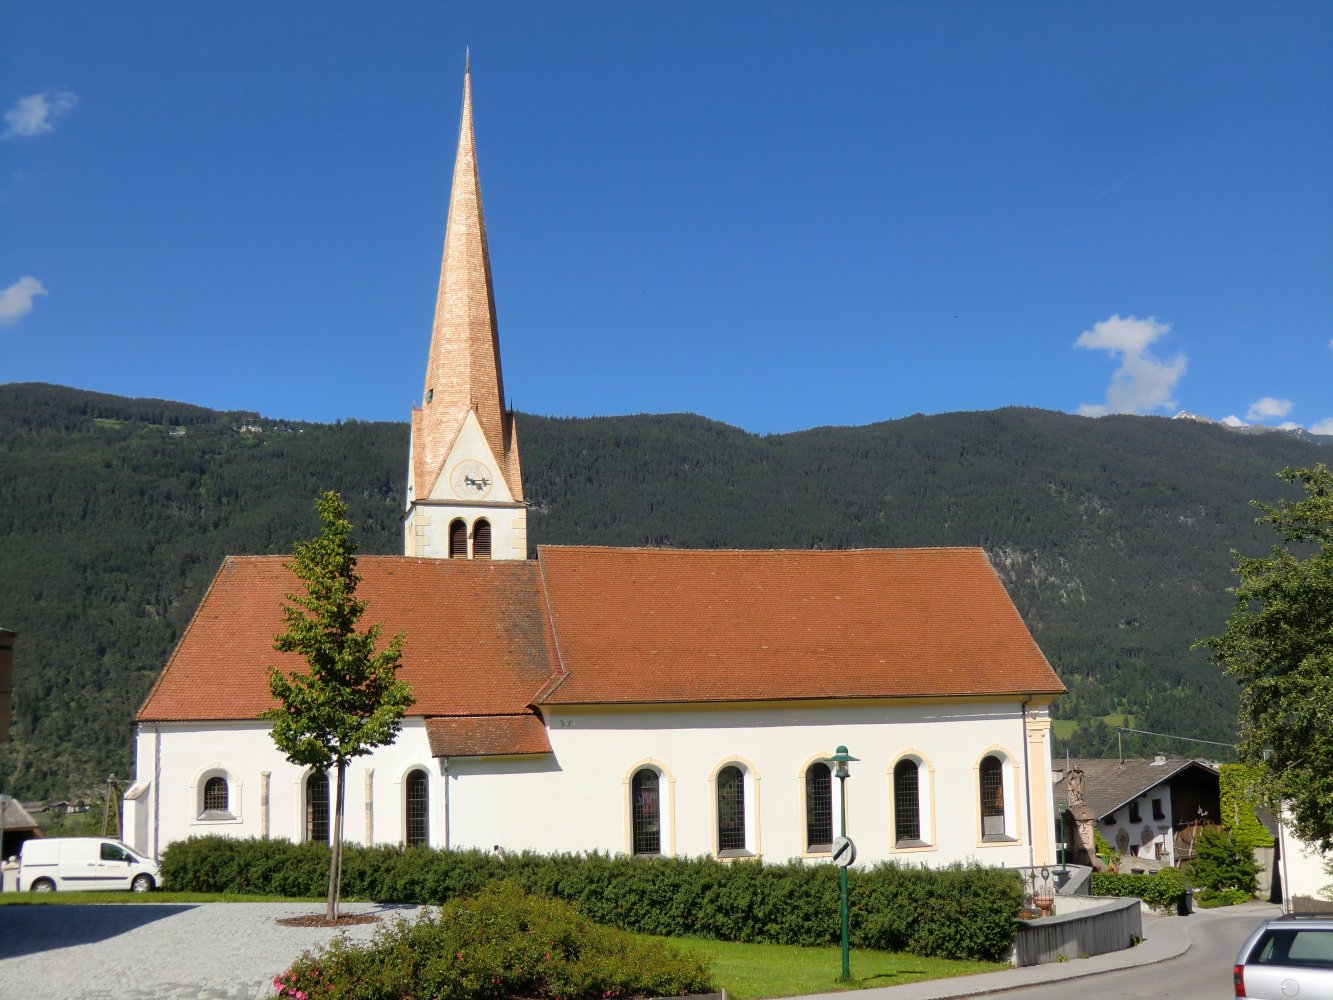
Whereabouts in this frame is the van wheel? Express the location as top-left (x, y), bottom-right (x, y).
top-left (131, 874), bottom-right (155, 893)
top-left (30, 879), bottom-right (55, 893)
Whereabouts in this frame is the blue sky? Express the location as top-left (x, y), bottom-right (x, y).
top-left (3, 3), bottom-right (1330, 435)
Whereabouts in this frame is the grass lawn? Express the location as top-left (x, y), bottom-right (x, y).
top-left (643, 935), bottom-right (1010, 1000)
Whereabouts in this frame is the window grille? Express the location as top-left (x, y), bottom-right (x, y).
top-left (306, 772), bottom-right (330, 844)
top-left (805, 763), bottom-right (833, 851)
top-left (203, 776), bottom-right (228, 814)
top-left (717, 765), bottom-right (746, 853)
top-left (980, 756), bottom-right (1005, 838)
top-left (894, 759), bottom-right (922, 843)
top-left (631, 768), bottom-right (661, 855)
top-left (405, 769), bottom-right (429, 846)
top-left (473, 519), bottom-right (492, 560)
top-left (449, 520), bottom-right (468, 558)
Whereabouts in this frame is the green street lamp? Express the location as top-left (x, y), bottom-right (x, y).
top-left (829, 745), bottom-right (859, 982)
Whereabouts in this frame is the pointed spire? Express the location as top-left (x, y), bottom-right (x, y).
top-left (412, 62), bottom-right (519, 502)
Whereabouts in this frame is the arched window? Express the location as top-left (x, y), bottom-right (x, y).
top-left (717, 765), bottom-right (746, 853)
top-left (631, 768), bottom-right (661, 856)
top-left (449, 519), bottom-right (468, 558)
top-left (893, 759), bottom-right (921, 844)
top-left (980, 754), bottom-right (1006, 839)
top-left (473, 519), bottom-right (492, 560)
top-left (405, 768), bottom-right (430, 846)
top-left (202, 776), bottom-right (229, 814)
top-left (805, 762), bottom-right (833, 852)
top-left (306, 772), bottom-right (329, 844)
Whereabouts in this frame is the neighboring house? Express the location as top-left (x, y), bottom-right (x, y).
top-left (0, 796), bottom-right (41, 858)
top-left (125, 66), bottom-right (1067, 871)
top-left (1052, 756), bottom-right (1220, 869)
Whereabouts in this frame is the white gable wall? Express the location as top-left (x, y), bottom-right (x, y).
top-left (128, 698), bottom-right (1056, 871)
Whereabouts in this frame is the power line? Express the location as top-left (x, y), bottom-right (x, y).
top-left (1117, 725), bottom-right (1236, 749)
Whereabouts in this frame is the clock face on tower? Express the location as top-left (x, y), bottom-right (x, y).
top-left (450, 459), bottom-right (494, 499)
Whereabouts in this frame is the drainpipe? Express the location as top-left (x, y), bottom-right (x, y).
top-left (440, 756), bottom-right (450, 849)
top-left (151, 724), bottom-right (162, 860)
top-left (1020, 696), bottom-right (1035, 870)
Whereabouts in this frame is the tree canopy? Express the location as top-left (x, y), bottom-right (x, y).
top-left (1200, 465), bottom-right (1333, 850)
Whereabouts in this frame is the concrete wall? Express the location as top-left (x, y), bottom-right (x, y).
top-left (1014, 896), bottom-right (1142, 966)
top-left (128, 698), bottom-right (1057, 871)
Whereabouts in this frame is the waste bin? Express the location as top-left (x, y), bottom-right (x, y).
top-left (1177, 887), bottom-right (1193, 915)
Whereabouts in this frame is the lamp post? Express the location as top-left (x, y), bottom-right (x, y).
top-left (829, 745), bottom-right (859, 981)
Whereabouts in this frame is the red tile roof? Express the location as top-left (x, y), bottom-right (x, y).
top-left (138, 546), bottom-right (1064, 749)
top-left (536, 546), bottom-right (1065, 704)
top-left (137, 555), bottom-right (559, 723)
top-left (425, 714), bottom-right (551, 757)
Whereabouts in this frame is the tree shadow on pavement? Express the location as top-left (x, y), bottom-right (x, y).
top-left (0, 904), bottom-right (196, 960)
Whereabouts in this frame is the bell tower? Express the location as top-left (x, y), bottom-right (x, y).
top-left (404, 62), bottom-right (527, 560)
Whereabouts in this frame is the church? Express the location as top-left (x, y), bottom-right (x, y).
top-left (125, 68), bottom-right (1065, 871)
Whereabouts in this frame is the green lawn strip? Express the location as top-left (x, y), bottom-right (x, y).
top-left (639, 935), bottom-right (1009, 1000)
top-left (0, 891), bottom-right (322, 905)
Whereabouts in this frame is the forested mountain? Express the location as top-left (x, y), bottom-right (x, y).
top-left (1, 382), bottom-right (1327, 799)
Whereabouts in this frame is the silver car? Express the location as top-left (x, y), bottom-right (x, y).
top-left (1234, 916), bottom-right (1333, 999)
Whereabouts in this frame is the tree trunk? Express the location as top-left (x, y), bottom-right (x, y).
top-left (328, 760), bottom-right (347, 920)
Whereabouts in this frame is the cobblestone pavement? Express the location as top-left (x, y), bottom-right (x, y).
top-left (0, 902), bottom-right (424, 1000)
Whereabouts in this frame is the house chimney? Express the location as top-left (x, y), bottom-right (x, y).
top-left (1151, 754), bottom-right (1167, 766)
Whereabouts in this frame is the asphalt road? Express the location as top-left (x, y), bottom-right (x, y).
top-left (990, 906), bottom-right (1270, 1000)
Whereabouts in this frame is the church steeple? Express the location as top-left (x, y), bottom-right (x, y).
top-left (405, 64), bottom-right (527, 560)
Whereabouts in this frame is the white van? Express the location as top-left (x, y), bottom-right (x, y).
top-left (18, 838), bottom-right (159, 893)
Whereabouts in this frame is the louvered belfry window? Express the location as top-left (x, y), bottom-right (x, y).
top-left (405, 769), bottom-right (429, 846)
top-left (717, 765), bottom-right (746, 852)
top-left (805, 762), bottom-right (833, 852)
top-left (306, 772), bottom-right (330, 844)
top-left (980, 755), bottom-right (1005, 838)
top-left (449, 520), bottom-right (468, 558)
top-left (631, 768), bottom-right (661, 856)
top-left (894, 759), bottom-right (921, 843)
top-left (472, 519), bottom-right (492, 560)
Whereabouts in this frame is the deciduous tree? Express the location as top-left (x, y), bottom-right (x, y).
top-left (263, 490), bottom-right (413, 918)
top-left (1200, 464), bottom-right (1333, 849)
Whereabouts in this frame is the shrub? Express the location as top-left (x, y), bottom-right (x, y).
top-left (273, 882), bottom-right (715, 1000)
top-left (1090, 868), bottom-right (1187, 913)
top-left (1218, 764), bottom-right (1276, 850)
top-left (1187, 827), bottom-right (1258, 898)
top-left (162, 836), bottom-right (1024, 962)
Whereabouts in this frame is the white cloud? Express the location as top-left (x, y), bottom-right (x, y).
top-left (0, 276), bottom-right (47, 327)
top-left (2, 91), bottom-right (78, 140)
top-left (1312, 418), bottom-right (1333, 436)
top-left (1075, 314), bottom-right (1186, 416)
top-left (1277, 421), bottom-right (1302, 431)
top-left (1246, 397), bottom-right (1293, 422)
top-left (1220, 415), bottom-right (1246, 427)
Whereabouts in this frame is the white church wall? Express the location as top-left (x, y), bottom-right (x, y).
top-left (134, 698), bottom-right (1054, 871)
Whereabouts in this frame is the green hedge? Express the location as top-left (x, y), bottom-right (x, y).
top-left (162, 837), bottom-right (1024, 962)
top-left (1090, 868), bottom-right (1188, 913)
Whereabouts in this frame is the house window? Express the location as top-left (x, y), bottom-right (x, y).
top-left (717, 765), bottom-right (747, 854)
top-left (1152, 798), bottom-right (1165, 821)
top-left (449, 520), bottom-right (468, 558)
top-left (1129, 801), bottom-right (1142, 824)
top-left (979, 755), bottom-right (1006, 839)
top-left (894, 759), bottom-right (922, 844)
top-left (631, 768), bottom-right (661, 856)
top-left (306, 772), bottom-right (330, 844)
top-left (201, 776), bottom-right (230, 818)
top-left (405, 768), bottom-right (429, 846)
top-left (473, 519), bottom-right (492, 560)
top-left (805, 762), bottom-right (833, 852)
